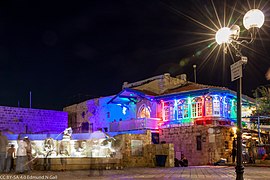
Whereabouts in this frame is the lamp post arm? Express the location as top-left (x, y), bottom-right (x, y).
top-left (230, 42), bottom-right (243, 57)
top-left (239, 30), bottom-right (256, 44)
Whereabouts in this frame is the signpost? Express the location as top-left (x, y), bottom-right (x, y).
top-left (230, 60), bottom-right (243, 82)
top-left (231, 56), bottom-right (247, 180)
top-left (230, 57), bottom-right (247, 82)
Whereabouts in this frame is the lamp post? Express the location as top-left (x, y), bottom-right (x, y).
top-left (215, 9), bottom-right (265, 180)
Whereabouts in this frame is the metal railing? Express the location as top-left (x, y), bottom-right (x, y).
top-left (109, 118), bottom-right (161, 132)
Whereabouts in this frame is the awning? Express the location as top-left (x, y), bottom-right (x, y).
top-left (107, 88), bottom-right (153, 105)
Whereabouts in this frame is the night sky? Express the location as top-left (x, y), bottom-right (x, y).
top-left (0, 0), bottom-right (269, 110)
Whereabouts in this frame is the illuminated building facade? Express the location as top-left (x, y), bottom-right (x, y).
top-left (64, 73), bottom-right (255, 165)
top-left (64, 73), bottom-right (254, 134)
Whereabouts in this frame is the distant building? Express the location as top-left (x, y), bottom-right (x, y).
top-left (64, 73), bottom-right (255, 165)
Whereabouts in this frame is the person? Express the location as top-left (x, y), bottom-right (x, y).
top-left (5, 144), bottom-right (15, 172)
top-left (16, 134), bottom-right (28, 174)
top-left (43, 138), bottom-right (54, 170)
top-left (231, 148), bottom-right (237, 163)
top-left (59, 141), bottom-right (69, 171)
top-left (24, 137), bottom-right (33, 170)
top-left (179, 154), bottom-right (188, 167)
top-left (174, 158), bottom-right (180, 167)
top-left (0, 131), bottom-right (8, 172)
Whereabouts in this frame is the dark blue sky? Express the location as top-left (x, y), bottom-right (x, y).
top-left (0, 0), bottom-right (269, 110)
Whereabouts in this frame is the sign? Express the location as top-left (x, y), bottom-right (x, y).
top-left (131, 140), bottom-right (143, 156)
top-left (230, 60), bottom-right (243, 82)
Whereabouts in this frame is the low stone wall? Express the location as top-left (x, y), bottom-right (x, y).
top-left (116, 130), bottom-right (174, 168)
top-left (33, 157), bottom-right (122, 171)
top-left (160, 125), bottom-right (234, 165)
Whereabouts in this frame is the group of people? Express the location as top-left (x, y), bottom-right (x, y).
top-left (0, 131), bottom-right (32, 174)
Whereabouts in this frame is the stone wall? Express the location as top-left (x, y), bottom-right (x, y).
top-left (0, 106), bottom-right (67, 134)
top-left (34, 158), bottom-right (122, 171)
top-left (160, 125), bottom-right (234, 165)
top-left (116, 130), bottom-right (174, 168)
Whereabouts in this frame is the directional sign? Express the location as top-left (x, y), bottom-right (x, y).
top-left (230, 60), bottom-right (243, 82)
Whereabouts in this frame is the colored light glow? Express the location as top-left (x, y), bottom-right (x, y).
top-left (122, 107), bottom-right (127, 115)
top-left (231, 99), bottom-right (237, 119)
top-left (158, 93), bottom-right (239, 127)
top-left (186, 97), bottom-right (192, 123)
top-left (232, 127), bottom-right (237, 134)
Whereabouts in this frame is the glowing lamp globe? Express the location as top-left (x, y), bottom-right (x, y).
top-left (243, 9), bottom-right (264, 30)
top-left (215, 27), bottom-right (231, 45)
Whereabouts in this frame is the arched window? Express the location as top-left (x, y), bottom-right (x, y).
top-left (191, 97), bottom-right (202, 118)
top-left (205, 96), bottom-right (213, 116)
top-left (177, 99), bottom-right (189, 119)
top-left (138, 104), bottom-right (151, 118)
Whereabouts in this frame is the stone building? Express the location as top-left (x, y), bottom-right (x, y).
top-left (64, 73), bottom-right (255, 165)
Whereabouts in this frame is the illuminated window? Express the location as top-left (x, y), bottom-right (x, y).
top-left (164, 102), bottom-right (174, 120)
top-left (177, 99), bottom-right (189, 119)
top-left (205, 96), bottom-right (213, 116)
top-left (231, 99), bottom-right (237, 119)
top-left (227, 99), bottom-right (231, 117)
top-left (138, 104), bottom-right (151, 118)
top-left (213, 96), bottom-right (220, 116)
top-left (223, 97), bottom-right (229, 117)
top-left (191, 97), bottom-right (202, 118)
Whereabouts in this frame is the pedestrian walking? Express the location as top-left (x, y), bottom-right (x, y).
top-left (231, 148), bottom-right (237, 163)
top-left (24, 137), bottom-right (33, 170)
top-left (5, 144), bottom-right (15, 172)
top-left (15, 135), bottom-right (28, 174)
top-left (0, 130), bottom-right (8, 173)
top-left (59, 141), bottom-right (69, 171)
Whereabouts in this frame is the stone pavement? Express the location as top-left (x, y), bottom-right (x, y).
top-left (1, 166), bottom-right (270, 180)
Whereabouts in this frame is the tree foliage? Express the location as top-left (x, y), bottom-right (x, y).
top-left (253, 85), bottom-right (270, 116)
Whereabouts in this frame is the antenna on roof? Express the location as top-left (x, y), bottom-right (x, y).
top-left (30, 91), bottom-right (32, 109)
top-left (193, 65), bottom-right (197, 83)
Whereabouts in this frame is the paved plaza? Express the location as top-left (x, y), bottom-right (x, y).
top-left (1, 166), bottom-right (270, 180)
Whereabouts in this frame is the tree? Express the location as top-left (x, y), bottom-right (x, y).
top-left (253, 85), bottom-right (270, 116)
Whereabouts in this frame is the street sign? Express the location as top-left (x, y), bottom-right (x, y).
top-left (230, 60), bottom-right (243, 82)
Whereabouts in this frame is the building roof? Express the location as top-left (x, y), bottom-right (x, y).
top-left (132, 80), bottom-right (255, 104)
top-left (108, 74), bottom-right (255, 105)
top-left (161, 82), bottom-right (227, 95)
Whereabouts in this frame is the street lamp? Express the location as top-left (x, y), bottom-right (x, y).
top-left (215, 9), bottom-right (264, 180)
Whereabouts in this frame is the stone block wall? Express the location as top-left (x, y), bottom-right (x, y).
top-left (0, 106), bottom-right (67, 134)
top-left (145, 143), bottom-right (174, 167)
top-left (116, 130), bottom-right (174, 168)
top-left (160, 125), bottom-right (234, 165)
top-left (33, 157), bottom-right (122, 171)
